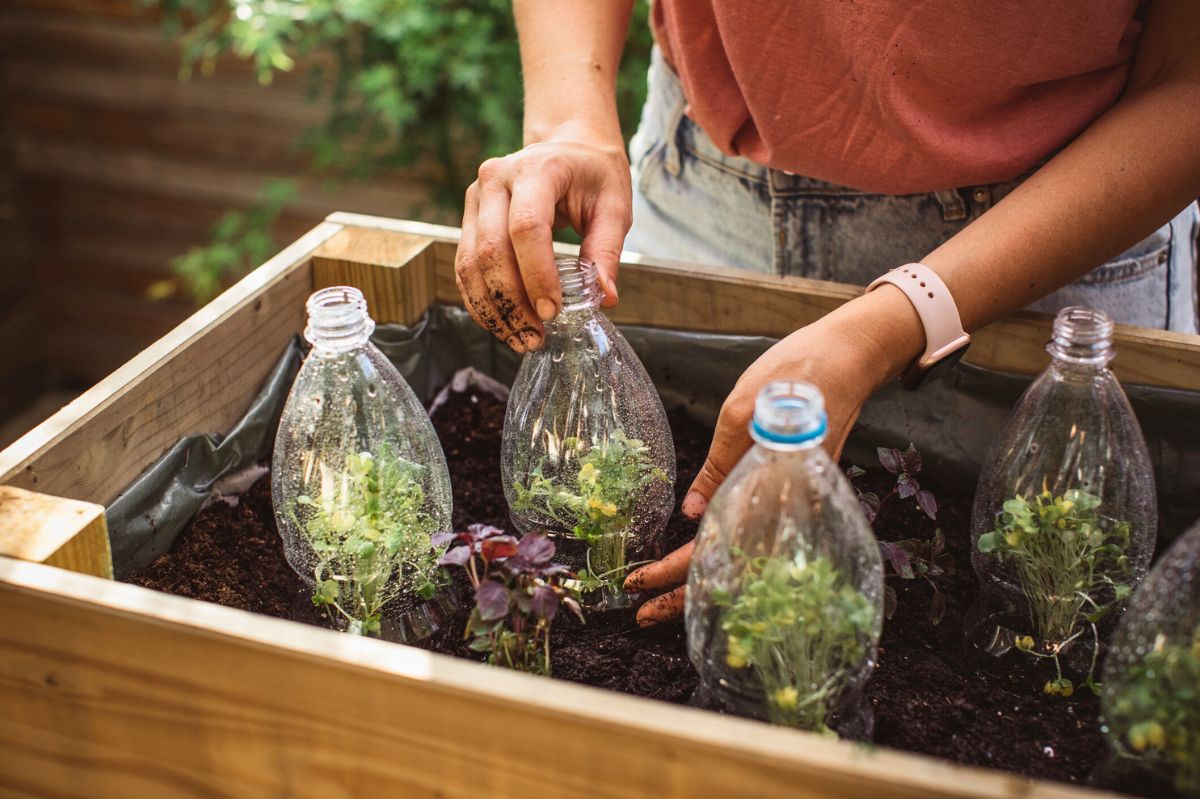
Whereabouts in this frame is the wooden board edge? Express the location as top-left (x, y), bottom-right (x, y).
top-left (324, 214), bottom-right (1200, 391)
top-left (0, 221), bottom-right (344, 485)
top-left (0, 488), bottom-right (111, 578)
top-left (0, 556), bottom-right (1123, 799)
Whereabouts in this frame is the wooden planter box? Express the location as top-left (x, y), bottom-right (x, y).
top-left (3, 213), bottom-right (1198, 799)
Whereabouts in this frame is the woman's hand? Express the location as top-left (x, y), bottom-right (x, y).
top-left (454, 134), bottom-right (632, 353)
top-left (624, 286), bottom-right (925, 626)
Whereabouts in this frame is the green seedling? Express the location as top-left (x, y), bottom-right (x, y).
top-left (1107, 627), bottom-right (1200, 794)
top-left (294, 449), bottom-right (441, 635)
top-left (512, 432), bottom-right (668, 598)
top-left (978, 488), bottom-right (1133, 694)
top-left (713, 552), bottom-right (878, 734)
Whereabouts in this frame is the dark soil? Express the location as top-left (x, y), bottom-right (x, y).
top-left (128, 385), bottom-right (1137, 793)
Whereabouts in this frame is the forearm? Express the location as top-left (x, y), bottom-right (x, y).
top-left (515, 0), bottom-right (634, 148)
top-left (926, 80), bottom-right (1200, 333)
top-left (867, 0), bottom-right (1200, 383)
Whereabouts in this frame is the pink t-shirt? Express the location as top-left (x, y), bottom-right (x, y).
top-left (652, 1), bottom-right (1142, 194)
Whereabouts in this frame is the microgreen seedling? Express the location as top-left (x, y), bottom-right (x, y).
top-left (512, 432), bottom-right (669, 601)
top-left (1106, 627), bottom-right (1200, 794)
top-left (435, 524), bottom-right (583, 675)
top-left (293, 448), bottom-right (442, 636)
top-left (713, 550), bottom-right (879, 734)
top-left (977, 489), bottom-right (1134, 694)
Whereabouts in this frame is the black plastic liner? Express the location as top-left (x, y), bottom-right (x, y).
top-left (107, 305), bottom-right (1200, 578)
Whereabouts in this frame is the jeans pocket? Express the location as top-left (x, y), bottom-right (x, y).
top-left (1029, 243), bottom-right (1171, 329)
top-left (1076, 245), bottom-right (1170, 286)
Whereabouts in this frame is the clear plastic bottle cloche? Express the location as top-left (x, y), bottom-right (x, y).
top-left (1101, 519), bottom-right (1200, 796)
top-left (272, 286), bottom-right (453, 640)
top-left (686, 381), bottom-right (883, 737)
top-left (501, 257), bottom-right (676, 608)
top-left (969, 307), bottom-right (1156, 689)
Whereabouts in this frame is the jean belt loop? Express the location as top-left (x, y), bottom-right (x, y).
top-left (933, 188), bottom-right (968, 222)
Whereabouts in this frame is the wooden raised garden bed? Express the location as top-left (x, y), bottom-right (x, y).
top-left (3, 213), bottom-right (1199, 799)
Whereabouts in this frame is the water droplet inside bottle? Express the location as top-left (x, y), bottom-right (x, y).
top-left (551, 350), bottom-right (564, 363)
top-left (367, 384), bottom-right (377, 397)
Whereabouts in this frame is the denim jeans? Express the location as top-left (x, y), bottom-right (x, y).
top-left (626, 47), bottom-right (1200, 334)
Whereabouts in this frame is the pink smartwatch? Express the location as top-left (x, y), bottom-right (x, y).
top-left (866, 263), bottom-right (971, 390)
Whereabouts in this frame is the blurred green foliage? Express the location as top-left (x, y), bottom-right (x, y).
top-left (144, 0), bottom-right (653, 302)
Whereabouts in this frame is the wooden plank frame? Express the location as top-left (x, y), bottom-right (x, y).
top-left (4, 212), bottom-right (1197, 799)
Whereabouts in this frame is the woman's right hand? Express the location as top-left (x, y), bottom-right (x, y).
top-left (454, 133), bottom-right (632, 352)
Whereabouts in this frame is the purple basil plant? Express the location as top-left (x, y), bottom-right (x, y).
top-left (433, 524), bottom-right (583, 675)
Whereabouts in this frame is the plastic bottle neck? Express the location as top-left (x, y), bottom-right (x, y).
top-left (1045, 307), bottom-right (1114, 369)
top-left (750, 381), bottom-right (828, 451)
top-left (305, 286), bottom-right (376, 353)
top-left (557, 257), bottom-right (604, 314)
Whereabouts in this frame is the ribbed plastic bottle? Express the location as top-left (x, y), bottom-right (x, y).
top-left (272, 286), bottom-right (453, 640)
top-left (1102, 519), bottom-right (1200, 797)
top-left (969, 307), bottom-right (1155, 678)
top-left (501, 257), bottom-right (675, 608)
top-left (686, 381), bottom-right (883, 737)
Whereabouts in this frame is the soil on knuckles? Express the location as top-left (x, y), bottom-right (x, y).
top-left (129, 384), bottom-right (1128, 792)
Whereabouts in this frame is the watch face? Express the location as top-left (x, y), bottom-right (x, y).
top-left (901, 339), bottom-right (971, 390)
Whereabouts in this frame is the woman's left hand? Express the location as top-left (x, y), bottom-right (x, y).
top-left (624, 286), bottom-right (924, 625)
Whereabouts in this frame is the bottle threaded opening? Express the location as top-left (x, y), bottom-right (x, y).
top-left (305, 286), bottom-right (375, 351)
top-left (751, 381), bottom-right (828, 447)
top-left (1047, 306), bottom-right (1114, 365)
top-left (557, 257), bottom-right (604, 311)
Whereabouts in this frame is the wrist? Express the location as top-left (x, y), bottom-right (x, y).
top-left (523, 117), bottom-right (625, 152)
top-left (825, 287), bottom-right (926, 391)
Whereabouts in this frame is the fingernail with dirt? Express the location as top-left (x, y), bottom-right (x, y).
top-left (536, 298), bottom-right (558, 321)
top-left (682, 491), bottom-right (706, 519)
top-left (635, 608), bottom-right (659, 628)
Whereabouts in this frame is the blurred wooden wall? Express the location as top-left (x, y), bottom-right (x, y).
top-left (0, 0), bottom-right (445, 408)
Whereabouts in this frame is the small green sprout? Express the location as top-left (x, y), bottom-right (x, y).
top-left (1107, 628), bottom-right (1200, 794)
top-left (294, 448), bottom-right (442, 635)
top-left (714, 552), bottom-right (878, 734)
top-left (512, 432), bottom-right (668, 599)
top-left (977, 488), bottom-right (1133, 693)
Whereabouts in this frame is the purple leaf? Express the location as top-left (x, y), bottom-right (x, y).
top-left (474, 580), bottom-right (510, 622)
top-left (430, 531), bottom-right (457, 549)
top-left (917, 490), bottom-right (938, 520)
top-left (465, 523), bottom-right (506, 541)
top-left (929, 590), bottom-right (947, 626)
top-left (480, 536), bottom-right (519, 562)
top-left (902, 443), bottom-right (922, 475)
top-left (882, 542), bottom-right (915, 580)
top-left (845, 465), bottom-right (866, 481)
top-left (858, 491), bottom-right (880, 524)
top-left (896, 473), bottom-right (918, 499)
top-left (530, 585), bottom-right (562, 621)
top-left (517, 533), bottom-right (555, 564)
top-left (537, 563), bottom-right (572, 578)
top-left (437, 545), bottom-right (472, 568)
top-left (877, 447), bottom-right (903, 475)
top-left (884, 585), bottom-right (898, 620)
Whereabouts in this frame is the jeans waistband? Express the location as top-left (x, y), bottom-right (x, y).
top-left (641, 46), bottom-right (1028, 221)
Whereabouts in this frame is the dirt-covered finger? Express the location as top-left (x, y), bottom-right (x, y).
top-left (455, 183), bottom-right (510, 342)
top-left (635, 585), bottom-right (686, 627)
top-left (475, 179), bottom-right (543, 351)
top-left (509, 171), bottom-right (567, 321)
top-left (624, 539), bottom-right (694, 592)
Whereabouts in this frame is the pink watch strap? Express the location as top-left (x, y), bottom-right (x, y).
top-left (867, 263), bottom-right (971, 376)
